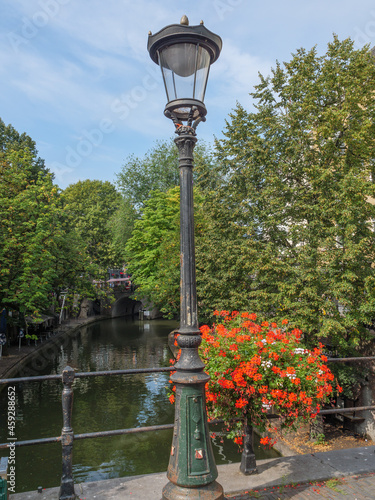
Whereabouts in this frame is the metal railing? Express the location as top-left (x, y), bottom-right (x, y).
top-left (0, 366), bottom-right (175, 499)
top-left (1, 357), bottom-right (375, 496)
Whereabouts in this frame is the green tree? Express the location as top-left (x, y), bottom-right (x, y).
top-left (117, 139), bottom-right (221, 208)
top-left (195, 193), bottom-right (258, 322)
top-left (0, 118), bottom-right (49, 180)
top-left (0, 120), bottom-right (102, 326)
top-left (0, 148), bottom-right (94, 324)
top-left (116, 140), bottom-right (180, 210)
top-left (125, 187), bottom-right (181, 318)
top-left (107, 198), bottom-right (138, 264)
top-left (211, 38), bottom-right (375, 350)
top-left (114, 139), bottom-right (221, 259)
top-left (63, 180), bottom-right (123, 271)
top-left (120, 136), bottom-right (222, 317)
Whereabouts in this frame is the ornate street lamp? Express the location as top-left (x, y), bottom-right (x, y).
top-left (148, 15), bottom-right (223, 500)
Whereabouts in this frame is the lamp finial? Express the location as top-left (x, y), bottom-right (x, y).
top-left (180, 15), bottom-right (189, 26)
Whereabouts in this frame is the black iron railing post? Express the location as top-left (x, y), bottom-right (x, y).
top-left (59, 366), bottom-right (76, 500)
top-left (240, 416), bottom-right (257, 475)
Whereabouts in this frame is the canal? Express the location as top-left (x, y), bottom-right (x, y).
top-left (0, 317), bottom-right (279, 493)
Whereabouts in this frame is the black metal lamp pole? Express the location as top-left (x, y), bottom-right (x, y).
top-left (148, 16), bottom-right (224, 500)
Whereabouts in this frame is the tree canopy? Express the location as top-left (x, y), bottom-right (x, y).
top-left (0, 120), bottom-right (97, 325)
top-left (208, 37), bottom-right (375, 350)
top-left (0, 118), bottom-right (49, 180)
top-left (0, 149), bottom-right (94, 322)
top-left (63, 179), bottom-right (123, 271)
top-left (116, 139), bottom-right (220, 208)
top-left (125, 187), bottom-right (181, 318)
top-left (116, 140), bottom-right (180, 210)
top-left (114, 138), bottom-right (220, 266)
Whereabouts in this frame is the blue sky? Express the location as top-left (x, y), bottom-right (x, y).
top-left (1, 0), bottom-right (375, 189)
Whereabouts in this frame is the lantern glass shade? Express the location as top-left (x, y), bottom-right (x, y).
top-left (158, 42), bottom-right (211, 109)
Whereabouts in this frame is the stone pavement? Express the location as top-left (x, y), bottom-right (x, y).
top-left (227, 473), bottom-right (375, 499)
top-left (10, 446), bottom-right (375, 499)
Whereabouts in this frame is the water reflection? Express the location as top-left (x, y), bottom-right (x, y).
top-left (0, 317), bottom-right (278, 493)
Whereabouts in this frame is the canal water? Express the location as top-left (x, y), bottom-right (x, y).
top-left (0, 317), bottom-right (279, 493)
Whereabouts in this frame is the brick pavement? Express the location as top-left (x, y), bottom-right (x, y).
top-left (227, 472), bottom-right (375, 499)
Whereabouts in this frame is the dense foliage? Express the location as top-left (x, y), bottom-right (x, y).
top-left (122, 139), bottom-right (220, 314)
top-left (0, 148), bottom-right (59, 318)
top-left (116, 140), bottom-right (180, 210)
top-left (0, 121), bottom-right (101, 328)
top-left (125, 188), bottom-right (181, 317)
top-left (0, 118), bottom-right (49, 180)
top-left (116, 139), bottom-right (220, 210)
top-left (200, 38), bottom-right (375, 351)
top-left (63, 179), bottom-right (123, 271)
top-left (195, 196), bottom-right (257, 322)
top-left (113, 139), bottom-right (221, 259)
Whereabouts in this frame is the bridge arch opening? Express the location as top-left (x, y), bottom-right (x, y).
top-left (111, 296), bottom-right (142, 318)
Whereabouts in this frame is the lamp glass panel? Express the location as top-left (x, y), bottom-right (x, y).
top-left (194, 47), bottom-right (210, 102)
top-left (159, 43), bottom-right (211, 102)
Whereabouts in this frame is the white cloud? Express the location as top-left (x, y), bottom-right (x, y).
top-left (2, 0), bottom-right (375, 189)
top-left (207, 39), bottom-right (273, 113)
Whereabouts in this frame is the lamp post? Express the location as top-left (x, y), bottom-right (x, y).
top-left (148, 15), bottom-right (223, 500)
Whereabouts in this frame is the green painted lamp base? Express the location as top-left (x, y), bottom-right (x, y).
top-left (162, 480), bottom-right (225, 500)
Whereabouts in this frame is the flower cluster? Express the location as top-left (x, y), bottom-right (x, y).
top-left (198, 311), bottom-right (341, 445)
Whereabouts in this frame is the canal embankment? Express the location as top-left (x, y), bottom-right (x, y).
top-left (0, 315), bottom-right (109, 381)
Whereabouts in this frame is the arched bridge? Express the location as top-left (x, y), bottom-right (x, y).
top-left (102, 290), bottom-right (143, 318)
